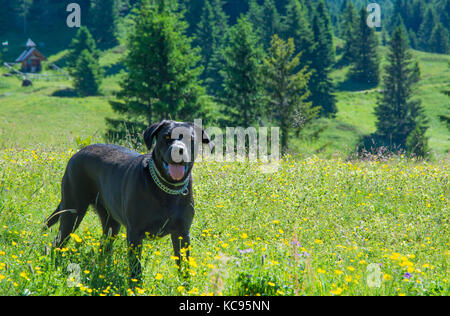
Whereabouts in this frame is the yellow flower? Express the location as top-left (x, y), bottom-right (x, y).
top-left (334, 270), bottom-right (344, 276)
top-left (345, 275), bottom-right (352, 283)
top-left (267, 282), bottom-right (275, 287)
top-left (70, 233), bottom-right (82, 243)
top-left (155, 273), bottom-right (163, 280)
top-left (241, 233), bottom-right (248, 239)
top-left (317, 268), bottom-right (326, 274)
top-left (347, 266), bottom-right (355, 272)
top-left (188, 257), bottom-right (198, 268)
top-left (20, 272), bottom-right (29, 281)
top-left (187, 287), bottom-right (199, 295)
top-left (135, 287), bottom-right (145, 294)
top-left (383, 274), bottom-right (392, 281)
top-left (177, 286), bottom-right (185, 293)
top-left (314, 239), bottom-right (323, 245)
top-left (330, 287), bottom-right (343, 295)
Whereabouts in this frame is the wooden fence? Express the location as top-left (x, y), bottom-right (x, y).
top-left (3, 62), bottom-right (71, 81)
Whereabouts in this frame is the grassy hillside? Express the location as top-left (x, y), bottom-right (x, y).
top-left (1, 43), bottom-right (449, 157)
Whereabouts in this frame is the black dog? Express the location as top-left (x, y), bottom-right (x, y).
top-left (46, 120), bottom-right (212, 278)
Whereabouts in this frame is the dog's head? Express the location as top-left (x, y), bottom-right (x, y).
top-left (143, 120), bottom-right (213, 182)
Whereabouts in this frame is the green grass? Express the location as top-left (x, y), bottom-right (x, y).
top-left (0, 149), bottom-right (448, 296)
top-left (0, 75), bottom-right (112, 150)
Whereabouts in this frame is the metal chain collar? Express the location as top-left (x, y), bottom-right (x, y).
top-left (148, 157), bottom-right (190, 196)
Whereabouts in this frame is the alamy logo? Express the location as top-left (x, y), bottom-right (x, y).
top-left (367, 3), bottom-right (381, 28)
top-left (66, 3), bottom-right (81, 28)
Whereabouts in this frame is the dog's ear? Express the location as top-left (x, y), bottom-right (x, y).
top-left (143, 121), bottom-right (167, 150)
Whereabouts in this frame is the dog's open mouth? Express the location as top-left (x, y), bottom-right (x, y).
top-left (163, 161), bottom-right (188, 181)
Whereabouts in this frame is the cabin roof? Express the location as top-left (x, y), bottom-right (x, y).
top-left (15, 47), bottom-right (47, 63)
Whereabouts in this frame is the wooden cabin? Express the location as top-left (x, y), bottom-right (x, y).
top-left (15, 39), bottom-right (47, 73)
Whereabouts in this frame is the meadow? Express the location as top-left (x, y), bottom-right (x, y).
top-left (0, 146), bottom-right (448, 296)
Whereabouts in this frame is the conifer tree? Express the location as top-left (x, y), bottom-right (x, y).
top-left (66, 26), bottom-right (99, 71)
top-left (259, 0), bottom-right (282, 49)
top-left (220, 17), bottom-right (264, 127)
top-left (72, 49), bottom-right (103, 97)
top-left (107, 0), bottom-right (204, 140)
top-left (308, 8), bottom-right (336, 117)
top-left (429, 23), bottom-right (449, 54)
top-left (195, 0), bottom-right (228, 94)
top-left (263, 35), bottom-right (318, 152)
top-left (314, 0), bottom-right (334, 65)
top-left (418, 8), bottom-right (437, 51)
top-left (349, 7), bottom-right (380, 85)
top-left (282, 0), bottom-right (314, 70)
top-left (340, 1), bottom-right (358, 64)
top-left (373, 26), bottom-right (428, 156)
top-left (89, 0), bottom-right (119, 47)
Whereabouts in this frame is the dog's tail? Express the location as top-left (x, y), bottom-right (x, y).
top-left (45, 203), bottom-right (62, 228)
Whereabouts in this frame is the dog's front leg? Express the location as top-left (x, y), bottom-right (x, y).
top-left (127, 230), bottom-right (143, 283)
top-left (171, 233), bottom-right (190, 268)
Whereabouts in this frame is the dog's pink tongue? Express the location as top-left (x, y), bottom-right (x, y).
top-left (168, 164), bottom-right (185, 181)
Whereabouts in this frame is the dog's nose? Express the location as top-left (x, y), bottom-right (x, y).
top-left (171, 143), bottom-right (190, 164)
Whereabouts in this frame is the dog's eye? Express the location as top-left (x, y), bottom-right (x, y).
top-left (165, 135), bottom-right (171, 141)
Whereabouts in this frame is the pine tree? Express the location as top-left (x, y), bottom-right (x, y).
top-left (220, 17), bottom-right (264, 127)
top-left (247, 0), bottom-right (282, 49)
top-left (263, 35), bottom-right (318, 152)
top-left (66, 26), bottom-right (99, 71)
top-left (259, 0), bottom-right (282, 49)
top-left (418, 8), bottom-right (437, 51)
top-left (440, 0), bottom-right (450, 30)
top-left (282, 0), bottom-right (314, 70)
top-left (349, 7), bottom-right (380, 85)
top-left (314, 0), bottom-right (334, 65)
top-left (410, 0), bottom-right (426, 33)
top-left (308, 9), bottom-right (336, 117)
top-left (340, 1), bottom-right (358, 64)
top-left (429, 23), bottom-right (449, 54)
top-left (107, 0), bottom-right (204, 140)
top-left (181, 0), bottom-right (205, 35)
top-left (195, 0), bottom-right (228, 94)
top-left (89, 0), bottom-right (119, 47)
top-left (372, 26), bottom-right (428, 156)
top-left (72, 49), bottom-right (103, 97)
